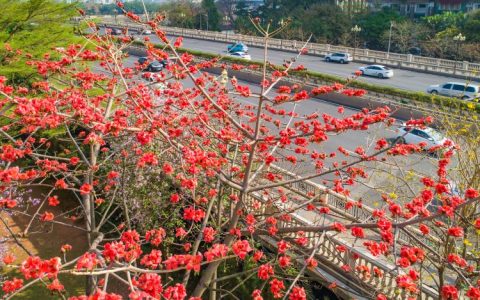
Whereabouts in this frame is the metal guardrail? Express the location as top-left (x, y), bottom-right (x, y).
top-left (103, 21), bottom-right (480, 80)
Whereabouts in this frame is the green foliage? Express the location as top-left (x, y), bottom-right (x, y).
top-left (380, 20), bottom-right (430, 53)
top-left (202, 0), bottom-right (221, 31)
top-left (235, 0), bottom-right (249, 17)
top-left (422, 11), bottom-right (466, 33)
top-left (242, 0), bottom-right (348, 43)
top-left (299, 4), bottom-right (350, 44)
top-left (355, 8), bottom-right (405, 50)
top-left (0, 0), bottom-right (81, 84)
top-left (463, 10), bottom-right (480, 42)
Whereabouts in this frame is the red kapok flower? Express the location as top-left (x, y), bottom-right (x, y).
top-left (232, 240), bottom-right (252, 260)
top-left (47, 279), bottom-right (64, 292)
top-left (466, 188), bottom-right (479, 199)
top-left (447, 227), bottom-right (464, 237)
top-left (2, 254), bottom-right (15, 265)
top-left (289, 286), bottom-right (307, 300)
top-left (257, 263), bottom-right (274, 280)
top-left (441, 285), bottom-right (458, 300)
top-left (351, 226), bottom-right (365, 238)
top-left (2, 278), bottom-right (23, 294)
top-left (79, 183), bottom-right (92, 195)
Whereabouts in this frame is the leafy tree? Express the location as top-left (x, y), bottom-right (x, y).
top-left (235, 0), bottom-right (250, 18)
top-left (299, 4), bottom-right (350, 43)
top-left (422, 11), bottom-right (466, 33)
top-left (463, 10), bottom-right (480, 42)
top-left (355, 7), bottom-right (405, 50)
top-left (201, 0), bottom-right (220, 31)
top-left (381, 20), bottom-right (430, 53)
top-left (146, 0), bottom-right (199, 29)
top-left (0, 0), bottom-right (80, 83)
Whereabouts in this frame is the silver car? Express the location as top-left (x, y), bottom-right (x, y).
top-left (427, 82), bottom-right (479, 100)
top-left (358, 65), bottom-right (394, 79)
top-left (324, 52), bottom-right (353, 64)
top-left (394, 126), bottom-right (447, 150)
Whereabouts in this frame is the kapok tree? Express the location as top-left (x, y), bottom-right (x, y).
top-left (1, 4), bottom-right (480, 300)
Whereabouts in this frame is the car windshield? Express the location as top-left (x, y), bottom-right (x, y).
top-left (423, 127), bottom-right (443, 141)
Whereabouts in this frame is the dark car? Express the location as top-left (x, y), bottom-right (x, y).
top-left (110, 28), bottom-right (122, 35)
top-left (138, 57), bottom-right (168, 72)
top-left (408, 47), bottom-right (422, 56)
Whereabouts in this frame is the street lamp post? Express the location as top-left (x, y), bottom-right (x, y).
top-left (180, 12), bottom-right (186, 29)
top-left (453, 33), bottom-right (466, 74)
top-left (387, 21), bottom-right (394, 58)
top-left (224, 15), bottom-right (230, 38)
top-left (351, 25), bottom-right (362, 60)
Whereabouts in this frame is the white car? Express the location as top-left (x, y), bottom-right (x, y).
top-left (228, 51), bottom-right (251, 60)
top-left (427, 82), bottom-right (479, 100)
top-left (359, 65), bottom-right (394, 79)
top-left (394, 126), bottom-right (447, 150)
top-left (324, 52), bottom-right (353, 64)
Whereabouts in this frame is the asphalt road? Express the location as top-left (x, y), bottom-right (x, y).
top-left (139, 33), bottom-right (480, 94)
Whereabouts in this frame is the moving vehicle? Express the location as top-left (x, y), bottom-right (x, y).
top-left (427, 82), bottom-right (479, 100)
top-left (110, 28), bottom-right (122, 35)
top-left (324, 52), bottom-right (353, 64)
top-left (227, 42), bottom-right (248, 53)
top-left (137, 57), bottom-right (167, 72)
top-left (227, 51), bottom-right (251, 60)
top-left (358, 65), bottom-right (394, 79)
top-left (394, 126), bottom-right (448, 150)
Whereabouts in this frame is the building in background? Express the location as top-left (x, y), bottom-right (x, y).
top-left (367, 0), bottom-right (480, 17)
top-left (335, 0), bottom-right (369, 15)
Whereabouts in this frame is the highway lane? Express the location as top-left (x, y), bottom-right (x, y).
top-left (137, 32), bottom-right (480, 94)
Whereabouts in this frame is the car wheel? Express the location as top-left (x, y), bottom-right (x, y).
top-left (396, 137), bottom-right (406, 144)
top-left (430, 90), bottom-right (438, 95)
top-left (340, 59), bottom-right (345, 64)
top-left (461, 95), bottom-right (470, 100)
top-left (378, 73), bottom-right (384, 79)
top-left (325, 57), bottom-right (331, 62)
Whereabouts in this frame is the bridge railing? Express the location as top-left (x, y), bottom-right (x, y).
top-left (244, 189), bottom-right (439, 299)
top-left (269, 164), bottom-right (441, 249)
top-left (101, 20), bottom-right (480, 79)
